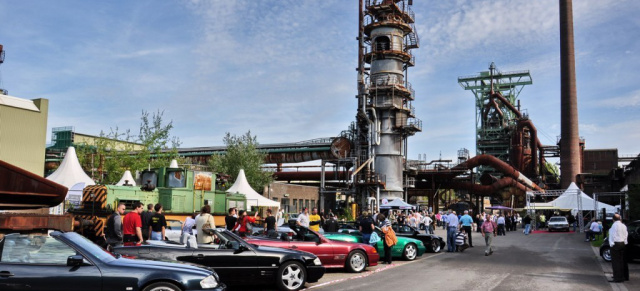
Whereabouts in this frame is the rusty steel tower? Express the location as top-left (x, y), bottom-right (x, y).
top-left (354, 0), bottom-right (421, 205)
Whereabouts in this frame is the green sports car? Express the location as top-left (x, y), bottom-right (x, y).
top-left (324, 227), bottom-right (426, 260)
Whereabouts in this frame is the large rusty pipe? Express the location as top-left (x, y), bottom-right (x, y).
top-left (492, 92), bottom-right (522, 119)
top-left (274, 171), bottom-right (351, 181)
top-left (264, 137), bottom-right (351, 164)
top-left (446, 176), bottom-right (528, 196)
top-left (516, 119), bottom-right (539, 176)
top-left (559, 0), bottom-right (581, 187)
top-left (452, 155), bottom-right (543, 191)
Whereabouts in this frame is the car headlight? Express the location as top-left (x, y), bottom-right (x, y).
top-left (200, 275), bottom-right (219, 289)
top-left (313, 258), bottom-right (322, 266)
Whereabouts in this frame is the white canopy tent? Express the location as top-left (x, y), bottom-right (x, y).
top-left (226, 169), bottom-right (280, 209)
top-left (551, 182), bottom-right (617, 215)
top-left (379, 198), bottom-right (415, 210)
top-left (46, 147), bottom-right (95, 214)
top-left (116, 170), bottom-right (137, 186)
top-left (46, 147), bottom-right (95, 189)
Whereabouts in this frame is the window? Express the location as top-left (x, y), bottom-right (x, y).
top-left (1, 235), bottom-right (76, 264)
top-left (305, 200), bottom-right (309, 210)
top-left (272, 197), bottom-right (278, 202)
top-left (293, 199), bottom-right (298, 212)
top-left (374, 36), bottom-right (391, 51)
top-left (311, 200), bottom-right (315, 210)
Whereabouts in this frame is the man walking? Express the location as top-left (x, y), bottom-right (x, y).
top-left (523, 214), bottom-right (532, 235)
top-left (497, 214), bottom-right (506, 236)
top-left (460, 210), bottom-right (474, 247)
top-left (481, 214), bottom-right (497, 256)
top-left (608, 214), bottom-right (628, 283)
top-left (446, 211), bottom-right (459, 252)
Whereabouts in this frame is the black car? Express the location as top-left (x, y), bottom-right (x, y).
top-left (114, 228), bottom-right (325, 291)
top-left (392, 224), bottom-right (446, 253)
top-left (0, 231), bottom-right (224, 291)
top-left (600, 220), bottom-right (640, 262)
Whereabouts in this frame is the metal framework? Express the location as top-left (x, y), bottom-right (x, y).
top-left (526, 189), bottom-right (584, 232)
top-left (592, 192), bottom-right (626, 218)
top-left (459, 63), bottom-right (532, 179)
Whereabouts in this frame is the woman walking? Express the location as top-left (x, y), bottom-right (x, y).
top-left (377, 214), bottom-right (397, 264)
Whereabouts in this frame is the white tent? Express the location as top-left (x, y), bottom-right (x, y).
top-left (551, 182), bottom-right (617, 214)
top-left (116, 170), bottom-right (136, 186)
top-left (226, 169), bottom-right (280, 209)
top-left (380, 198), bottom-right (415, 210)
top-left (47, 147), bottom-right (95, 189)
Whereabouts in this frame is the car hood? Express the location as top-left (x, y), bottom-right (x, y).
top-left (110, 257), bottom-right (213, 276)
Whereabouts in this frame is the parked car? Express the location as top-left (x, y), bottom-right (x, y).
top-left (391, 224), bottom-right (446, 252)
top-left (324, 227), bottom-right (427, 261)
top-left (114, 228), bottom-right (324, 291)
top-left (600, 220), bottom-right (640, 262)
top-left (547, 216), bottom-right (570, 232)
top-left (0, 231), bottom-right (224, 291)
top-left (245, 225), bottom-right (379, 273)
top-left (165, 219), bottom-right (184, 241)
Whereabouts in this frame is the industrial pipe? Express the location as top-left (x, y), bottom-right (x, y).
top-left (452, 154), bottom-right (543, 191)
top-left (445, 176), bottom-right (528, 196)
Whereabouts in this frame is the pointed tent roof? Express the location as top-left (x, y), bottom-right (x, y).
top-left (116, 170), bottom-right (136, 186)
top-left (226, 169), bottom-right (280, 208)
top-left (551, 182), bottom-right (616, 213)
top-left (380, 198), bottom-right (415, 209)
top-left (46, 147), bottom-right (95, 189)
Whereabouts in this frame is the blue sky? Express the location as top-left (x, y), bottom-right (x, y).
top-left (1, 0), bottom-right (639, 164)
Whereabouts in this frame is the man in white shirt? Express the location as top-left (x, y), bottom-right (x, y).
top-left (585, 218), bottom-right (601, 241)
top-left (608, 214), bottom-right (628, 283)
top-left (296, 207), bottom-right (310, 227)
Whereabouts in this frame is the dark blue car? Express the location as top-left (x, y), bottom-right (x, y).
top-left (0, 231), bottom-right (225, 291)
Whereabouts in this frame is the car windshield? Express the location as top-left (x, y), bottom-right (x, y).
top-left (62, 232), bottom-right (116, 263)
top-left (213, 229), bottom-right (251, 248)
top-left (549, 217), bottom-right (567, 222)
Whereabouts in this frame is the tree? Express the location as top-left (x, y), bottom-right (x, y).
top-left (209, 131), bottom-right (273, 193)
top-left (76, 110), bottom-right (182, 184)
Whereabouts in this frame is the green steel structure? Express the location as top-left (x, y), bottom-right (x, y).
top-left (458, 63), bottom-right (532, 178)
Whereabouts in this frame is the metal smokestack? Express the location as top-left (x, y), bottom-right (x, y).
top-left (559, 0), bottom-right (581, 188)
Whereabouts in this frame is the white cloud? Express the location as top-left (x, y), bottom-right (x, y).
top-left (595, 90), bottom-right (640, 108)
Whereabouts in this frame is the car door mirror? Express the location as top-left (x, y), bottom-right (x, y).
top-left (67, 255), bottom-right (84, 266)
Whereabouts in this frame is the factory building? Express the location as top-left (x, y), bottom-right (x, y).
top-left (0, 94), bottom-right (49, 176)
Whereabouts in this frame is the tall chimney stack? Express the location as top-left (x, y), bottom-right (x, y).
top-left (559, 0), bottom-right (581, 188)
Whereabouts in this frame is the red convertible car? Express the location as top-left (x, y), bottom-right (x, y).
top-left (245, 225), bottom-right (379, 273)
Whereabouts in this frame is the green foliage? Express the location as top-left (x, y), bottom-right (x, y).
top-left (75, 110), bottom-right (182, 184)
top-left (544, 162), bottom-right (560, 184)
top-left (208, 131), bottom-right (273, 193)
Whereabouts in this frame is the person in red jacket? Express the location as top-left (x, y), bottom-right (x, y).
top-left (233, 210), bottom-right (258, 237)
top-left (123, 202), bottom-right (144, 245)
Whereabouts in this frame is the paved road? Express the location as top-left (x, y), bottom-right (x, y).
top-left (309, 228), bottom-right (622, 291)
top-left (232, 227), bottom-right (637, 291)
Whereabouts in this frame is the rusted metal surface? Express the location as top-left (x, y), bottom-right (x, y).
top-left (274, 171), bottom-right (351, 181)
top-left (446, 176), bottom-right (528, 196)
top-left (0, 160), bottom-right (68, 210)
top-left (264, 137), bottom-right (351, 164)
top-left (0, 213), bottom-right (75, 232)
top-left (559, 0), bottom-right (582, 188)
top-left (452, 154), bottom-right (543, 191)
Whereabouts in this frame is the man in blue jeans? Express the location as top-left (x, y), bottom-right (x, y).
top-left (446, 210), bottom-right (459, 252)
top-left (359, 212), bottom-right (375, 245)
top-left (459, 210), bottom-right (474, 247)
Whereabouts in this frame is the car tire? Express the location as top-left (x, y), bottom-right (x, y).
top-left (277, 261), bottom-right (307, 291)
top-left (601, 246), bottom-right (612, 262)
top-left (430, 239), bottom-right (441, 253)
top-left (402, 243), bottom-right (418, 261)
top-left (345, 250), bottom-right (367, 273)
top-left (142, 282), bottom-right (181, 291)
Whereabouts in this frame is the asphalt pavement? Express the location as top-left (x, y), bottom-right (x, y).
top-left (307, 227), bottom-right (631, 291)
top-left (230, 226), bottom-right (637, 291)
